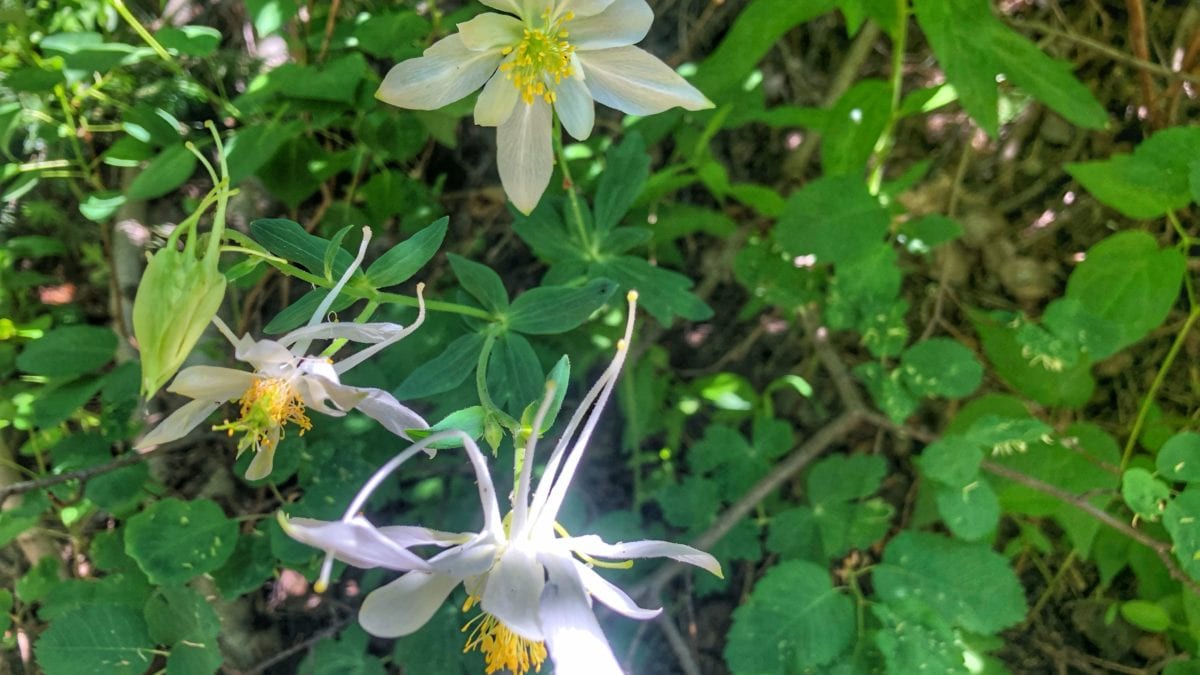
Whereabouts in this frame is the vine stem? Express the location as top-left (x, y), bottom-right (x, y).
top-left (551, 116), bottom-right (593, 255)
top-left (867, 2), bottom-right (909, 195)
top-left (1120, 306), bottom-right (1200, 470)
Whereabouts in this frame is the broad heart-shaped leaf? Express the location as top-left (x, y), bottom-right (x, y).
top-left (143, 586), bottom-right (220, 646)
top-left (124, 498), bottom-right (237, 586)
top-left (913, 0), bottom-right (1000, 135)
top-left (873, 601), bottom-right (969, 675)
top-left (364, 217), bottom-right (448, 288)
top-left (1065, 231), bottom-right (1185, 354)
top-left (594, 133), bottom-right (650, 233)
top-left (935, 479), bottom-right (1000, 542)
top-left (989, 23), bottom-right (1107, 130)
top-left (899, 338), bottom-right (983, 400)
top-left (36, 603), bottom-right (155, 675)
top-left (250, 218), bottom-right (358, 278)
top-left (126, 143), bottom-right (197, 200)
top-left (1158, 432), bottom-right (1200, 483)
top-left (507, 278), bottom-right (617, 335)
top-left (774, 175), bottom-right (889, 265)
top-left (396, 331), bottom-right (486, 399)
top-left (447, 253), bottom-right (509, 314)
top-left (1122, 468), bottom-right (1170, 522)
top-left (17, 325), bottom-right (117, 377)
top-left (1164, 487), bottom-right (1200, 581)
top-left (724, 561), bottom-right (854, 672)
top-left (873, 531), bottom-right (1027, 634)
top-left (822, 79), bottom-right (892, 176)
top-left (1066, 127), bottom-right (1200, 218)
top-left (592, 256), bottom-right (712, 325)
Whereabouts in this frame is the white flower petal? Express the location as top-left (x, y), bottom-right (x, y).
top-left (475, 71), bottom-right (520, 127)
top-left (281, 515), bottom-right (432, 571)
top-left (481, 546), bottom-right (546, 640)
top-left (479, 0), bottom-right (523, 14)
top-left (378, 525), bottom-right (474, 548)
top-left (561, 0), bottom-right (617, 19)
top-left (136, 399), bottom-right (219, 448)
top-left (377, 34), bottom-right (502, 111)
top-left (539, 552), bottom-right (623, 675)
top-left (579, 46), bottom-right (713, 115)
top-left (427, 538), bottom-right (500, 579)
top-left (497, 98), bottom-right (554, 215)
top-left (353, 389), bottom-right (430, 439)
top-left (244, 442), bottom-right (277, 481)
top-left (359, 572), bottom-right (461, 638)
top-left (167, 365), bottom-right (254, 401)
top-left (560, 534), bottom-right (723, 578)
top-left (234, 337), bottom-right (294, 369)
top-left (554, 73), bottom-right (595, 140)
top-left (296, 376), bottom-right (363, 416)
top-left (458, 13), bottom-right (523, 51)
top-left (281, 322), bottom-right (405, 348)
top-left (569, 0), bottom-right (653, 50)
top-left (572, 559), bottom-right (661, 620)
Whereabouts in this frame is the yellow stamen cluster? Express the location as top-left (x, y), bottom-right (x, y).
top-left (213, 377), bottom-right (311, 453)
top-left (461, 597), bottom-right (547, 675)
top-left (499, 11), bottom-right (576, 104)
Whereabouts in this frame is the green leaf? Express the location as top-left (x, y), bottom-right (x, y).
top-left (1066, 127), bottom-right (1200, 218)
top-left (1164, 487), bottom-right (1200, 580)
top-left (507, 278), bottom-right (617, 335)
top-left (302, 625), bottom-right (387, 675)
top-left (17, 325), bottom-right (117, 377)
top-left (913, 0), bottom-right (1000, 134)
top-left (258, 137), bottom-right (353, 208)
top-left (822, 79), bottom-right (892, 176)
top-left (154, 26), bottom-right (222, 57)
top-left (899, 338), bottom-right (983, 400)
top-left (85, 461), bottom-right (149, 514)
top-left (1158, 432), bottom-right (1200, 483)
top-left (262, 287), bottom-right (357, 335)
top-left (365, 217), bottom-right (448, 288)
top-left (765, 507), bottom-right (824, 562)
top-left (487, 332), bottom-right (543, 415)
top-left (1120, 600), bottom-right (1171, 633)
top-left (272, 53), bottom-right (368, 104)
top-left (657, 477), bottom-right (721, 529)
top-left (397, 332), bottom-right (486, 399)
top-left (124, 498), bottom-right (237, 586)
top-left (971, 310), bottom-right (1094, 408)
top-left (210, 530), bottom-right (274, 598)
top-left (774, 175), bottom-right (889, 265)
top-left (447, 254), bottom-right (509, 313)
top-left (250, 218), bottom-right (358, 278)
top-left (167, 642), bottom-right (223, 675)
top-left (807, 454), bottom-right (886, 504)
top-left (594, 133), bottom-right (650, 232)
top-left (874, 531), bottom-right (1027, 634)
top-left (1064, 231), bottom-right (1185, 354)
top-left (724, 560), bottom-right (855, 672)
top-left (35, 604), bottom-right (154, 675)
top-left (593, 256), bottom-right (712, 325)
top-left (143, 586), bottom-right (220, 645)
top-left (80, 191), bottom-right (127, 223)
top-left (989, 24), bottom-right (1107, 130)
top-left (898, 214), bottom-right (962, 254)
top-left (0, 588), bottom-right (10, 632)
top-left (126, 144), bottom-right (197, 200)
top-left (918, 436), bottom-right (984, 487)
top-left (225, 120), bottom-right (304, 185)
top-left (1122, 468), bottom-right (1170, 522)
top-left (935, 479), bottom-right (1000, 541)
top-left (411, 406), bottom-right (487, 448)
top-left (873, 602), bottom-right (969, 675)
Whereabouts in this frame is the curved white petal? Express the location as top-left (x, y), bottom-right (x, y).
top-left (353, 389), bottom-right (430, 439)
top-left (579, 46), bottom-right (713, 115)
top-left (359, 572), bottom-right (461, 638)
top-left (281, 322), bottom-right (405, 348)
top-left (572, 559), bottom-right (661, 619)
top-left (569, 0), bottom-right (653, 50)
top-left (296, 375), bottom-right (364, 416)
top-left (136, 399), bottom-right (220, 449)
top-left (427, 538), bottom-right (501, 579)
top-left (281, 515), bottom-right (432, 571)
top-left (458, 12), bottom-right (523, 51)
top-left (481, 546), bottom-right (546, 640)
top-left (378, 525), bottom-right (474, 548)
top-left (497, 98), bottom-right (554, 215)
top-left (479, 0), bottom-right (523, 14)
top-left (559, 534), bottom-right (723, 578)
top-left (244, 442), bottom-right (277, 481)
top-left (560, 0), bottom-right (617, 19)
top-left (377, 34), bottom-right (502, 111)
top-left (554, 73), bottom-right (595, 140)
top-left (475, 71), bottom-right (520, 127)
top-left (167, 365), bottom-right (254, 401)
top-left (234, 338), bottom-right (294, 370)
top-left (539, 552), bottom-right (623, 675)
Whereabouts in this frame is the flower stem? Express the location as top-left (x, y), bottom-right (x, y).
top-left (867, 2), bottom-right (909, 196)
top-left (551, 116), bottom-right (594, 255)
top-left (1120, 306), bottom-right (1200, 470)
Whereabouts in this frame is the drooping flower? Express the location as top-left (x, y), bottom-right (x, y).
top-left (281, 291), bottom-right (721, 675)
top-left (377, 0), bottom-right (713, 214)
top-left (137, 228), bottom-right (429, 480)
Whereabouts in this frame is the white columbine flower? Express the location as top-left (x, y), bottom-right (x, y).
top-left (377, 0), bottom-right (714, 214)
top-left (137, 228), bottom-right (429, 480)
top-left (281, 291), bottom-right (721, 675)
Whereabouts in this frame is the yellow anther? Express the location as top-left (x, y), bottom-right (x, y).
top-left (212, 377), bottom-right (310, 455)
top-left (503, 12), bottom-right (576, 105)
top-left (462, 603), bottom-right (547, 675)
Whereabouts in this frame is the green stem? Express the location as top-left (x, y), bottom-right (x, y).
top-left (53, 85), bottom-right (102, 191)
top-left (551, 117), bottom-right (593, 255)
top-left (867, 2), bottom-right (909, 195)
top-left (1167, 210), bottom-right (1196, 309)
top-left (1121, 306), bottom-right (1200, 470)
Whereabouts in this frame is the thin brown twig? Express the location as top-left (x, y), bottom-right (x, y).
top-left (655, 611), bottom-right (703, 675)
top-left (235, 614), bottom-right (355, 675)
top-left (1008, 19), bottom-right (1200, 84)
top-left (1124, 0), bottom-right (1161, 126)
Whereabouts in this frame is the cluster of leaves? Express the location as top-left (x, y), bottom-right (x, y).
top-left (4, 0), bottom-right (1200, 674)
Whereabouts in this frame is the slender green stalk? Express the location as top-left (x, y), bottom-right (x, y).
top-left (551, 117), bottom-right (593, 255)
top-left (476, 329), bottom-right (519, 430)
top-left (1167, 210), bottom-right (1196, 309)
top-left (53, 84), bottom-right (102, 190)
top-left (1121, 307), bottom-right (1200, 470)
top-left (867, 1), bottom-right (909, 195)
